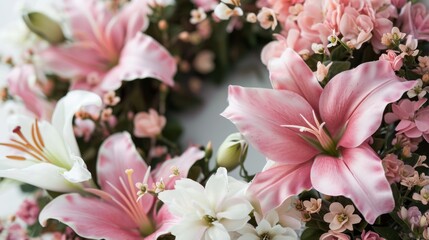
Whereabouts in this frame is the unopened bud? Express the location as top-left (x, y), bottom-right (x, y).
top-left (158, 20), bottom-right (168, 31)
top-left (23, 12), bottom-right (66, 44)
top-left (205, 141), bottom-right (213, 159)
top-left (216, 132), bottom-right (248, 171)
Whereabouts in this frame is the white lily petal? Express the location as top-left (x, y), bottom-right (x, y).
top-left (52, 90), bottom-right (102, 156)
top-left (62, 155), bottom-right (91, 183)
top-left (0, 163), bottom-right (79, 192)
top-left (7, 115), bottom-right (74, 168)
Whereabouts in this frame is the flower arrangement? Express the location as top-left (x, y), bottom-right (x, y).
top-left (0, 0), bottom-right (429, 239)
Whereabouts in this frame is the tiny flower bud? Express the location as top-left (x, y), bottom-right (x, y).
top-left (158, 19), bottom-right (168, 30)
top-left (216, 132), bottom-right (248, 171)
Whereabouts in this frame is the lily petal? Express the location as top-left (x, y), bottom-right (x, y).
top-left (152, 146), bottom-right (205, 189)
top-left (320, 60), bottom-right (416, 148)
top-left (311, 144), bottom-right (394, 224)
top-left (249, 161), bottom-right (313, 214)
top-left (97, 132), bottom-right (154, 212)
top-left (267, 48), bottom-right (323, 111)
top-left (106, 0), bottom-right (150, 53)
top-left (7, 65), bottom-right (53, 120)
top-left (52, 90), bottom-right (102, 156)
top-left (39, 193), bottom-right (140, 240)
top-left (221, 85), bottom-right (319, 164)
top-left (101, 33), bottom-right (176, 91)
top-left (0, 163), bottom-right (79, 192)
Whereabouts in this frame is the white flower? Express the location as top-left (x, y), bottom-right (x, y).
top-left (0, 91), bottom-right (101, 192)
top-left (214, 2), bottom-right (243, 20)
top-left (407, 79), bottom-right (429, 99)
top-left (158, 167), bottom-right (253, 240)
top-left (238, 211), bottom-right (298, 240)
top-left (190, 8), bottom-right (207, 24)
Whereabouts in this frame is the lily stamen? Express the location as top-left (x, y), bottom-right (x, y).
top-left (1, 120), bottom-right (50, 162)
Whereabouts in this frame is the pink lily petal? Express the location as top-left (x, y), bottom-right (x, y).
top-left (7, 65), bottom-right (53, 120)
top-left (63, 0), bottom-right (112, 44)
top-left (97, 132), bottom-right (154, 212)
top-left (311, 144), bottom-right (394, 224)
top-left (41, 43), bottom-right (107, 78)
top-left (152, 146), bottom-right (205, 189)
top-left (101, 33), bottom-right (176, 91)
top-left (267, 48), bottom-right (323, 111)
top-left (249, 161), bottom-right (313, 214)
top-left (320, 60), bottom-right (416, 148)
top-left (145, 205), bottom-right (177, 240)
top-left (106, 0), bottom-right (150, 53)
top-left (221, 85), bottom-right (319, 164)
top-left (39, 193), bottom-right (141, 240)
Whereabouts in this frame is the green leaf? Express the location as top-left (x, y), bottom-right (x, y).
top-left (27, 222), bottom-right (43, 237)
top-left (326, 61), bottom-right (351, 80)
top-left (20, 183), bottom-right (38, 193)
top-left (23, 12), bottom-right (66, 44)
top-left (300, 228), bottom-right (325, 240)
top-left (372, 226), bottom-right (402, 240)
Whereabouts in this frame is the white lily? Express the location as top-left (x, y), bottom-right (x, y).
top-left (0, 90), bottom-right (101, 192)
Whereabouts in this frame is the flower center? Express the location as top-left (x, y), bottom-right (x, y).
top-left (203, 215), bottom-right (217, 226)
top-left (337, 213), bottom-right (348, 223)
top-left (260, 233), bottom-right (271, 240)
top-left (106, 169), bottom-right (155, 237)
top-left (282, 111), bottom-right (339, 156)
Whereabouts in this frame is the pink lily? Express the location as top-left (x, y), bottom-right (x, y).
top-left (39, 132), bottom-right (204, 239)
top-left (221, 48), bottom-right (416, 224)
top-left (41, 0), bottom-right (176, 94)
top-left (7, 64), bottom-right (53, 120)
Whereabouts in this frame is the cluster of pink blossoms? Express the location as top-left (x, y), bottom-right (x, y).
top-left (259, 0), bottom-right (429, 61)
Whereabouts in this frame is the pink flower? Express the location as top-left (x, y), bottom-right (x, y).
top-left (222, 48), bottom-right (416, 224)
top-left (15, 199), bottom-right (39, 225)
top-left (257, 7), bottom-right (278, 30)
top-left (41, 0), bottom-right (176, 94)
top-left (399, 2), bottom-right (429, 41)
top-left (391, 0), bottom-right (407, 8)
top-left (384, 99), bottom-right (429, 142)
top-left (6, 223), bottom-right (28, 240)
top-left (323, 202), bottom-right (361, 233)
top-left (73, 118), bottom-right (96, 142)
top-left (379, 50), bottom-right (403, 71)
top-left (39, 132), bottom-right (204, 240)
top-left (360, 230), bottom-right (385, 240)
top-left (320, 230), bottom-right (350, 240)
top-left (6, 64), bottom-right (53, 120)
top-left (133, 109), bottom-right (166, 138)
top-left (191, 0), bottom-right (217, 11)
top-left (382, 154), bottom-right (403, 184)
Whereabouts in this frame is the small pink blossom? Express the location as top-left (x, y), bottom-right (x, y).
top-left (257, 7), bottom-right (278, 30)
top-left (15, 199), bottom-right (39, 225)
top-left (379, 50), bottom-right (403, 71)
top-left (74, 118), bottom-right (96, 142)
top-left (316, 62), bottom-right (333, 82)
top-left (384, 99), bottom-right (429, 142)
top-left (407, 79), bottom-right (429, 99)
top-left (413, 186), bottom-right (429, 205)
top-left (360, 230), bottom-right (386, 240)
top-left (323, 202), bottom-right (361, 233)
top-left (303, 198), bottom-right (322, 214)
top-left (399, 2), bottom-right (429, 41)
top-left (6, 223), bottom-right (28, 240)
top-left (320, 230), bottom-right (350, 240)
top-left (133, 109), bottom-right (166, 138)
top-left (382, 154), bottom-right (403, 184)
top-left (399, 35), bottom-right (419, 57)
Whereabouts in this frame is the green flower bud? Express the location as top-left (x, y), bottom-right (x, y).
top-left (23, 12), bottom-right (66, 45)
top-left (216, 132), bottom-right (248, 171)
